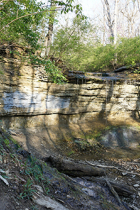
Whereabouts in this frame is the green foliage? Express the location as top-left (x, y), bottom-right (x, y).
top-left (0, 129), bottom-right (51, 200)
top-left (67, 150), bottom-right (75, 156)
top-left (52, 25), bottom-right (140, 72)
top-left (20, 156), bottom-right (51, 196)
top-left (4, 138), bottom-right (10, 146)
top-left (54, 0), bottom-right (82, 15)
top-left (0, 137), bottom-right (4, 155)
top-left (30, 55), bottom-right (67, 83)
top-left (94, 36), bottom-right (140, 71)
top-left (19, 179), bottom-right (35, 200)
top-left (0, 0), bottom-right (82, 49)
top-left (0, 0), bottom-right (83, 82)
top-left (50, 7), bottom-right (140, 73)
top-left (117, 37), bottom-right (140, 66)
top-left (51, 15), bottom-right (97, 71)
top-left (2, 0), bottom-right (139, 75)
top-left (0, 0), bottom-right (45, 49)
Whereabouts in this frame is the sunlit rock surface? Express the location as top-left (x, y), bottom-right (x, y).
top-left (0, 59), bottom-right (140, 129)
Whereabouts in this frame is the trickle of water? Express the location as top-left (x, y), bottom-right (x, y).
top-left (105, 79), bottom-right (108, 124)
top-left (106, 79), bottom-right (108, 103)
top-left (112, 80), bottom-right (114, 91)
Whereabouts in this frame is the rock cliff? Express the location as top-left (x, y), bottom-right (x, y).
top-left (0, 58), bottom-right (140, 130)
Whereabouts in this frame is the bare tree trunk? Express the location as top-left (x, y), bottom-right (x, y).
top-left (41, 0), bottom-right (55, 57)
top-left (114, 0), bottom-right (118, 45)
top-left (120, 0), bottom-right (139, 38)
top-left (104, 0), bottom-right (114, 40)
top-left (103, 1), bottom-right (106, 45)
top-left (114, 0), bottom-right (119, 66)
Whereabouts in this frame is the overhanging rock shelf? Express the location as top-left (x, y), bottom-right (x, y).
top-left (0, 59), bottom-right (140, 129)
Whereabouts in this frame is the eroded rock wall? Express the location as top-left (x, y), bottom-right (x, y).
top-left (0, 59), bottom-right (140, 129)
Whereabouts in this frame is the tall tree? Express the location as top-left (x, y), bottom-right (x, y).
top-left (41, 0), bottom-right (56, 57)
top-left (41, 0), bottom-right (83, 57)
top-left (120, 0), bottom-right (140, 37)
top-left (114, 0), bottom-right (119, 45)
top-left (0, 0), bottom-right (81, 50)
top-left (0, 0), bottom-right (45, 49)
top-left (104, 0), bottom-right (114, 40)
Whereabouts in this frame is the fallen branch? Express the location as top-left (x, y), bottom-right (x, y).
top-left (0, 174), bottom-right (9, 186)
top-left (86, 160), bottom-right (140, 176)
top-left (128, 204), bottom-right (140, 210)
top-left (85, 176), bottom-right (136, 197)
top-left (33, 191), bottom-right (69, 210)
top-left (105, 178), bottom-right (122, 205)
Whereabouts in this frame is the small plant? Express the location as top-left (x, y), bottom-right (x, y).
top-left (29, 54), bottom-right (67, 84)
top-left (19, 179), bottom-right (35, 200)
top-left (22, 157), bottom-right (50, 194)
top-left (67, 150), bottom-right (75, 156)
top-left (134, 68), bottom-right (140, 74)
top-left (23, 157), bottom-right (44, 182)
top-left (45, 186), bottom-right (50, 194)
top-left (105, 126), bottom-right (112, 131)
top-left (4, 138), bottom-right (10, 146)
top-left (85, 130), bottom-right (102, 140)
top-left (31, 205), bottom-right (38, 210)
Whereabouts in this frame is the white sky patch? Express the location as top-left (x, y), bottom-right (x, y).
top-left (79, 0), bottom-right (102, 18)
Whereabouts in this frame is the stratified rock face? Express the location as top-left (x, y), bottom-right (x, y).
top-left (0, 58), bottom-right (140, 129)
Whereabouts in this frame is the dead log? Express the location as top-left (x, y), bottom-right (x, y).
top-left (43, 155), bottom-right (105, 177)
top-left (114, 63), bottom-right (140, 73)
top-left (84, 176), bottom-right (136, 197)
top-left (114, 66), bottom-right (132, 73)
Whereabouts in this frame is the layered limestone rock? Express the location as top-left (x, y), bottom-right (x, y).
top-left (0, 58), bottom-right (140, 129)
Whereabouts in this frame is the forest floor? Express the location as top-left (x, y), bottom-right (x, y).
top-left (0, 123), bottom-right (140, 210)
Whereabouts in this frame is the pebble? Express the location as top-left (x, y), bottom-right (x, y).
top-left (67, 195), bottom-right (71, 198)
top-left (82, 188), bottom-right (96, 198)
top-left (122, 172), bottom-right (127, 176)
top-left (133, 184), bottom-right (139, 188)
top-left (132, 175), bottom-right (136, 178)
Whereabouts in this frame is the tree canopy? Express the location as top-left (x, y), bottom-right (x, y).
top-left (0, 0), bottom-right (83, 83)
top-left (0, 0), bottom-right (140, 78)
